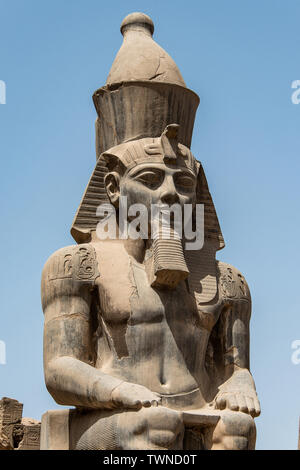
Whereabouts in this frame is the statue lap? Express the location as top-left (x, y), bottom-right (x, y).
top-left (41, 407), bottom-right (256, 450)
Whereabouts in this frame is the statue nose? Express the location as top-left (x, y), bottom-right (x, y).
top-left (160, 190), bottom-right (180, 205)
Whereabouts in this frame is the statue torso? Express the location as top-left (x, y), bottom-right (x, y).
top-left (93, 240), bottom-right (224, 408)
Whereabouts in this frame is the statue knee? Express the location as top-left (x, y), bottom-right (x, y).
top-left (130, 407), bottom-right (184, 449)
top-left (212, 411), bottom-right (256, 450)
top-left (147, 407), bottom-right (184, 448)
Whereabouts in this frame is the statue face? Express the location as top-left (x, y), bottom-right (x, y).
top-left (119, 162), bottom-right (197, 209)
top-left (104, 160), bottom-right (197, 286)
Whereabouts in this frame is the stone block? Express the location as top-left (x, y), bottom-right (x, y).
top-left (40, 410), bottom-right (70, 450)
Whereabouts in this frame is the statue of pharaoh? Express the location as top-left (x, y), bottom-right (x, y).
top-left (41, 13), bottom-right (260, 450)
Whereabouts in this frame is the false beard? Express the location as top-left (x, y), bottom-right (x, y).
top-left (144, 223), bottom-right (189, 289)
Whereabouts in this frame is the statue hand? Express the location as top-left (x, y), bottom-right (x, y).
top-left (214, 390), bottom-right (260, 417)
top-left (214, 369), bottom-right (261, 417)
top-left (111, 382), bottom-right (162, 410)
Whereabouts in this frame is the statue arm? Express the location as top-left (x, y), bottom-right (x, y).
top-left (214, 262), bottom-right (260, 417)
top-left (41, 245), bottom-right (161, 410)
top-left (222, 290), bottom-right (251, 376)
top-left (41, 246), bottom-right (124, 409)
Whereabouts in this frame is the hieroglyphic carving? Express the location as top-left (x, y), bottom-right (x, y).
top-left (219, 263), bottom-right (249, 302)
top-left (0, 398), bottom-right (40, 450)
top-left (73, 246), bottom-right (98, 281)
top-left (17, 419), bottom-right (41, 450)
top-left (48, 245), bottom-right (99, 283)
top-left (0, 397), bottom-right (23, 449)
top-left (63, 253), bottom-right (73, 276)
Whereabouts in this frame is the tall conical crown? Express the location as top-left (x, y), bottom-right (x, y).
top-left (93, 12), bottom-right (200, 157)
top-left (107, 12), bottom-right (185, 86)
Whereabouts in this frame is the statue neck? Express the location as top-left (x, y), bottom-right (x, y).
top-left (90, 229), bottom-right (146, 264)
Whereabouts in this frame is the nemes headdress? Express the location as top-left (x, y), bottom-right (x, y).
top-left (71, 12), bottom-right (224, 254)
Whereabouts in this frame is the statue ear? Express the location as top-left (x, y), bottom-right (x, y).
top-left (195, 161), bottom-right (225, 250)
top-left (104, 172), bottom-right (120, 207)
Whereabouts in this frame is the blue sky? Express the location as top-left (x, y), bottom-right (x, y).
top-left (0, 0), bottom-right (299, 450)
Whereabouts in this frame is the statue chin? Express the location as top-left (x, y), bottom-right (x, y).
top-left (144, 227), bottom-right (190, 289)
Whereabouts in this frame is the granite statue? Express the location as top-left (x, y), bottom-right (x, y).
top-left (40, 12), bottom-right (260, 450)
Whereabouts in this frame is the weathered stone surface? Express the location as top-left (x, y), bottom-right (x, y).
top-left (41, 12), bottom-right (260, 450)
top-left (16, 418), bottom-right (41, 450)
top-left (0, 397), bottom-right (23, 450)
top-left (107, 12), bottom-right (185, 87)
top-left (40, 410), bottom-right (69, 450)
top-left (0, 398), bottom-right (41, 450)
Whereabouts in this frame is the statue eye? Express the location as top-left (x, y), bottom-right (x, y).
top-left (174, 174), bottom-right (195, 190)
top-left (134, 170), bottom-right (163, 189)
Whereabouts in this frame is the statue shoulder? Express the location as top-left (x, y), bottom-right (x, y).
top-left (41, 244), bottom-right (100, 310)
top-left (42, 244), bottom-right (100, 282)
top-left (217, 260), bottom-right (251, 305)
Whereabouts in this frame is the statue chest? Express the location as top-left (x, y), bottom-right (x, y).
top-left (95, 243), bottom-right (220, 333)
